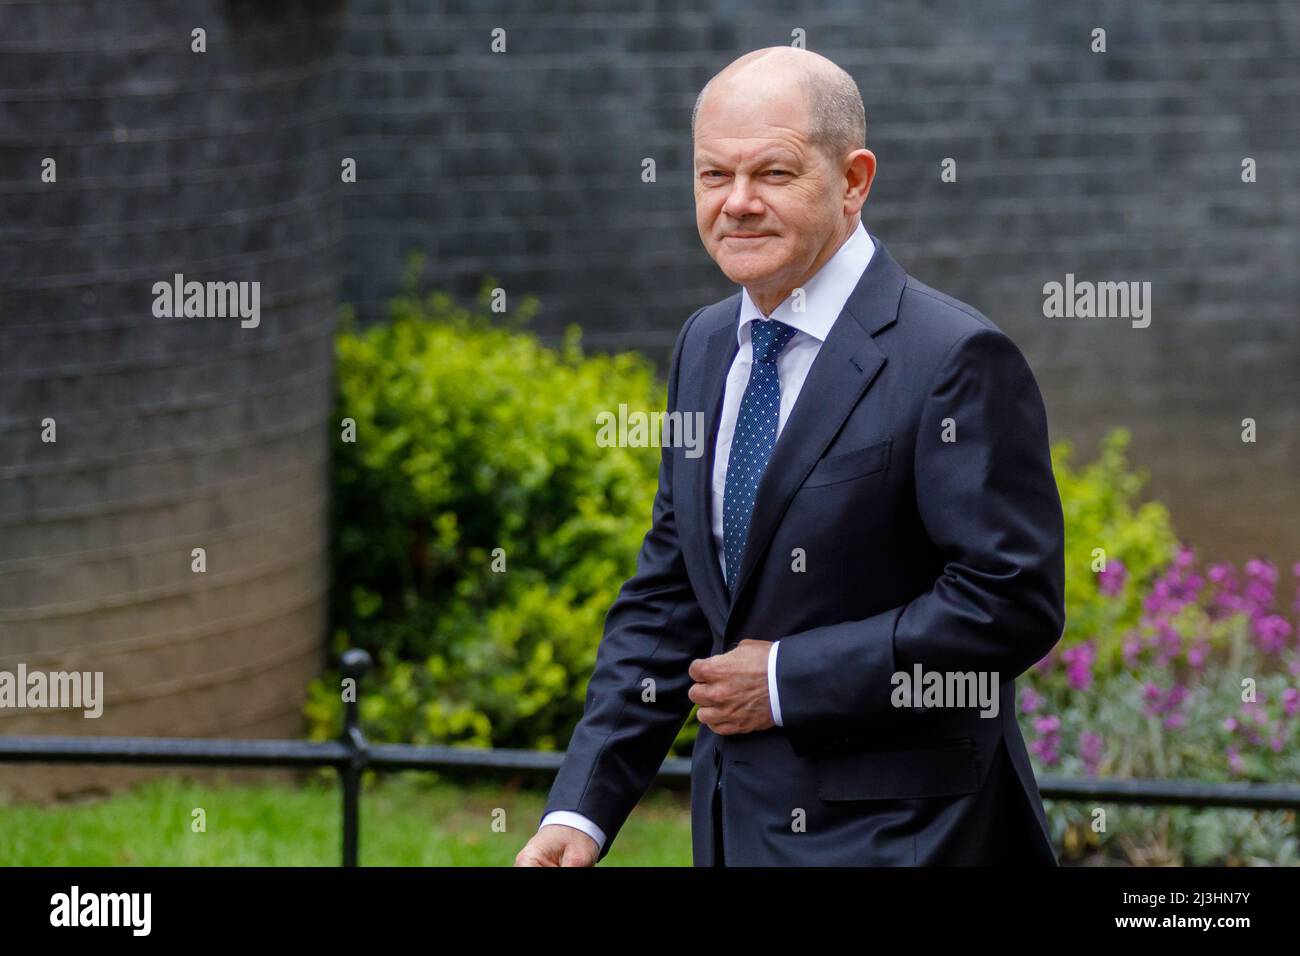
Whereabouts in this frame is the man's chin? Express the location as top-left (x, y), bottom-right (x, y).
top-left (716, 258), bottom-right (777, 287)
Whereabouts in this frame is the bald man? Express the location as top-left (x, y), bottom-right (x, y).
top-left (515, 47), bottom-right (1064, 867)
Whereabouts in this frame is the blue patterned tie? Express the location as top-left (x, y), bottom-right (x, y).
top-left (722, 318), bottom-right (799, 589)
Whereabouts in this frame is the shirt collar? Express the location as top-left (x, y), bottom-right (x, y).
top-left (736, 219), bottom-right (875, 347)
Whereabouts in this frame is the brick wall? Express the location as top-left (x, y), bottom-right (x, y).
top-left (0, 0), bottom-right (345, 798)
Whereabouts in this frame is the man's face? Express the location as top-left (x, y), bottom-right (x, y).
top-left (693, 79), bottom-right (843, 305)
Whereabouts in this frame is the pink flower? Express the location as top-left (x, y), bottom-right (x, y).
top-left (1246, 558), bottom-right (1278, 583)
top-left (1097, 559), bottom-right (1127, 597)
top-left (1020, 687), bottom-right (1044, 714)
top-left (1033, 714), bottom-right (1060, 735)
top-left (1030, 712), bottom-right (1062, 766)
top-left (1030, 738), bottom-right (1060, 764)
top-left (1144, 683), bottom-right (1189, 723)
top-left (1208, 562), bottom-right (1235, 586)
top-left (1283, 688), bottom-right (1300, 719)
top-left (1062, 640), bottom-right (1096, 691)
top-left (1252, 613), bottom-right (1291, 654)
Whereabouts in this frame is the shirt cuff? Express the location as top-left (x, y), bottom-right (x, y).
top-left (768, 640), bottom-right (783, 726)
top-left (539, 811), bottom-right (606, 852)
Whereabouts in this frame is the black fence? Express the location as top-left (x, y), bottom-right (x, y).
top-left (2, 648), bottom-right (1298, 866)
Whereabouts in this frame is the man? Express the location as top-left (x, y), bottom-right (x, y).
top-left (514, 46), bottom-right (1065, 867)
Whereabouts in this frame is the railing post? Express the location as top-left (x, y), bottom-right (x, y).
top-left (339, 648), bottom-right (373, 868)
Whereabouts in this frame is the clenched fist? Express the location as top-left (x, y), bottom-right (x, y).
top-left (514, 824), bottom-right (600, 867)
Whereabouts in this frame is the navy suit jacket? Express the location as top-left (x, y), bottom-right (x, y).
top-left (542, 233), bottom-right (1066, 865)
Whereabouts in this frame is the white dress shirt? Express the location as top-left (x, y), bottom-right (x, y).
top-left (540, 221), bottom-right (876, 852)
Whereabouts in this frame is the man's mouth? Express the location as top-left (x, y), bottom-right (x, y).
top-left (725, 232), bottom-right (772, 240)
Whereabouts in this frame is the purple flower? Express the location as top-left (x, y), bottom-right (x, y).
top-left (1240, 559), bottom-right (1278, 616)
top-left (1097, 559), bottom-right (1127, 597)
top-left (1246, 558), bottom-right (1278, 583)
top-left (1252, 613), bottom-right (1291, 654)
top-left (1143, 682), bottom-right (1189, 723)
top-left (1208, 562), bottom-right (1235, 586)
top-left (1283, 687), bottom-right (1300, 719)
top-left (1029, 712), bottom-right (1062, 766)
top-left (1154, 621), bottom-right (1183, 664)
top-left (1020, 687), bottom-right (1044, 714)
top-left (1062, 640), bottom-right (1096, 691)
top-left (1030, 737), bottom-right (1060, 765)
top-left (1032, 714), bottom-right (1060, 735)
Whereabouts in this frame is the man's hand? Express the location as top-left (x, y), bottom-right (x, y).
top-left (688, 639), bottom-right (774, 735)
top-left (514, 824), bottom-right (600, 867)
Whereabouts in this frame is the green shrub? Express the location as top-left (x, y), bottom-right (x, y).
top-left (308, 266), bottom-right (672, 752)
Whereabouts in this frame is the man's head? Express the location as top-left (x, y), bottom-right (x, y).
top-left (691, 47), bottom-right (876, 314)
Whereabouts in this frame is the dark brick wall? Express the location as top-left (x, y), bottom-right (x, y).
top-left (0, 0), bottom-right (345, 797)
top-left (341, 0), bottom-right (1299, 566)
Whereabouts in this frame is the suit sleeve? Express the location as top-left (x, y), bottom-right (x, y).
top-left (540, 307), bottom-right (714, 861)
top-left (774, 327), bottom-right (1066, 755)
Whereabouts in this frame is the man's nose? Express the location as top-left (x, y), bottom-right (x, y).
top-left (721, 177), bottom-right (764, 219)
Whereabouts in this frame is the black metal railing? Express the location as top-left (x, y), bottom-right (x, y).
top-left (1, 648), bottom-right (1297, 864)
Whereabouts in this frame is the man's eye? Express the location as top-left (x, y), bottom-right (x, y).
top-left (766, 169), bottom-right (791, 177)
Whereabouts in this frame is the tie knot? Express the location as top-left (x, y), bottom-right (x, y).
top-left (749, 319), bottom-right (798, 364)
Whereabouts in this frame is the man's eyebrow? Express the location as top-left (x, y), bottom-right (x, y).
top-left (694, 152), bottom-right (801, 168)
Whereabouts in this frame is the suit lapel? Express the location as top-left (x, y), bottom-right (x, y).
top-left (680, 310), bottom-right (739, 636)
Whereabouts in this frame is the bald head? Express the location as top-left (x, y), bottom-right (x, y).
top-left (691, 47), bottom-right (866, 168)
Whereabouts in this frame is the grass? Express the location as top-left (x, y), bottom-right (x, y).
top-left (0, 772), bottom-right (694, 866)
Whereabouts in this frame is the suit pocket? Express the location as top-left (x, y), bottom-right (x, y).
top-left (811, 737), bottom-right (981, 801)
top-left (802, 437), bottom-right (892, 488)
